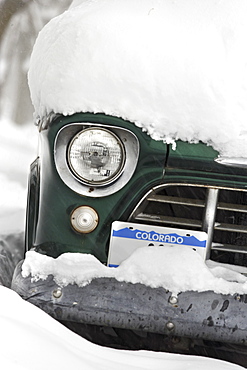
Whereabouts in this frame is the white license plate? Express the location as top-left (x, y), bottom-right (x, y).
top-left (107, 221), bottom-right (207, 267)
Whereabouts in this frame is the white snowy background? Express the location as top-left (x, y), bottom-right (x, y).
top-left (0, 0), bottom-right (246, 369)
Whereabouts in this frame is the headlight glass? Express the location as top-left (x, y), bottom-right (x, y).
top-left (68, 128), bottom-right (125, 185)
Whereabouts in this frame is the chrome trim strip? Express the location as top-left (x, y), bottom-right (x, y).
top-left (202, 188), bottom-right (219, 259)
top-left (215, 156), bottom-right (247, 168)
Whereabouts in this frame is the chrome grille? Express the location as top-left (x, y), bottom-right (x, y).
top-left (129, 184), bottom-right (247, 266)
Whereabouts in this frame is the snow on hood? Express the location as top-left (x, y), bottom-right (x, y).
top-left (22, 247), bottom-right (247, 296)
top-left (28, 0), bottom-right (247, 158)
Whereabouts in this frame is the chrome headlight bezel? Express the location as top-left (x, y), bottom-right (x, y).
top-left (54, 122), bottom-right (139, 197)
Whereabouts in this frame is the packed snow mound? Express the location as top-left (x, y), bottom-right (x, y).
top-left (22, 247), bottom-right (247, 296)
top-left (1, 287), bottom-right (243, 370)
top-left (29, 0), bottom-right (247, 157)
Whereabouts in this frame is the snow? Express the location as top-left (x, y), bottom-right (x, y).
top-left (22, 246), bottom-right (247, 296)
top-left (1, 1), bottom-right (247, 368)
top-left (29, 0), bottom-right (247, 158)
top-left (0, 119), bottom-right (37, 234)
top-left (1, 286), bottom-right (244, 370)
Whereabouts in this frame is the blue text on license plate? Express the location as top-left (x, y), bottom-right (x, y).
top-left (107, 221), bottom-right (207, 267)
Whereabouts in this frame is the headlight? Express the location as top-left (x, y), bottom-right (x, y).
top-left (68, 128), bottom-right (125, 186)
top-left (55, 122), bottom-right (139, 197)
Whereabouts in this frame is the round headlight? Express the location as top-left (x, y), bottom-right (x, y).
top-left (68, 128), bottom-right (125, 186)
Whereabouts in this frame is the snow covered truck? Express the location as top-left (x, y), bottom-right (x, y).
top-left (11, 0), bottom-right (247, 364)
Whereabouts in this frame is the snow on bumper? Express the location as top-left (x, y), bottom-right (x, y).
top-left (12, 260), bottom-right (247, 345)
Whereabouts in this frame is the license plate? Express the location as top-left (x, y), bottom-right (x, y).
top-left (107, 221), bottom-right (207, 267)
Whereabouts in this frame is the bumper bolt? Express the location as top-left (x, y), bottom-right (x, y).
top-left (169, 296), bottom-right (178, 305)
top-left (166, 322), bottom-right (175, 331)
top-left (53, 288), bottom-right (62, 299)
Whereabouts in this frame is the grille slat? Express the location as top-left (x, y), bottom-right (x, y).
top-left (130, 184), bottom-right (247, 267)
top-left (211, 244), bottom-right (247, 254)
top-left (147, 194), bottom-right (205, 207)
top-left (215, 223), bottom-right (247, 234)
top-left (218, 202), bottom-right (247, 213)
top-left (135, 213), bottom-right (202, 228)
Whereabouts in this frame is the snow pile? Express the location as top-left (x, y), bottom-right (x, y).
top-left (0, 174), bottom-right (26, 234)
top-left (22, 246), bottom-right (247, 296)
top-left (0, 286), bottom-right (243, 370)
top-left (29, 0), bottom-right (247, 157)
top-left (0, 119), bottom-right (37, 234)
